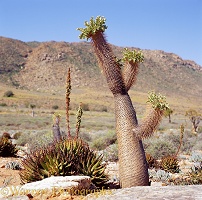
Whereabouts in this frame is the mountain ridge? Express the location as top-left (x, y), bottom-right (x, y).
top-left (0, 36), bottom-right (201, 109)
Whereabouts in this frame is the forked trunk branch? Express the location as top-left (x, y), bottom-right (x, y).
top-left (91, 32), bottom-right (126, 95)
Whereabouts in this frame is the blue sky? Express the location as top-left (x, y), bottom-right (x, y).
top-left (0, 0), bottom-right (202, 66)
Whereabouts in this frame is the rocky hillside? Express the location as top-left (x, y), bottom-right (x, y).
top-left (0, 36), bottom-right (202, 99)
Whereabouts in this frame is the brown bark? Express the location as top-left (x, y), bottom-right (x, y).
top-left (91, 32), bottom-right (126, 95)
top-left (90, 31), bottom-right (149, 187)
top-left (114, 94), bottom-right (149, 187)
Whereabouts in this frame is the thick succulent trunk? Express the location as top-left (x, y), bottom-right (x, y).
top-left (114, 94), bottom-right (149, 187)
top-left (90, 30), bottom-right (149, 187)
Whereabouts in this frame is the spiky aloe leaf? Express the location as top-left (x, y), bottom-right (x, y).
top-left (20, 138), bottom-right (108, 187)
top-left (79, 150), bottom-right (108, 187)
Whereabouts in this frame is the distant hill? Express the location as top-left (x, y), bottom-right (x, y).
top-left (0, 36), bottom-right (202, 110)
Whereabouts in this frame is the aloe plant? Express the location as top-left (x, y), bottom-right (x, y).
top-left (20, 138), bottom-right (108, 187)
top-left (0, 137), bottom-right (18, 157)
top-left (77, 16), bottom-right (169, 187)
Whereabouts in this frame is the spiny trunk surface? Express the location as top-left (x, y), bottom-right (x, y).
top-left (91, 31), bottom-right (149, 187)
top-left (114, 94), bottom-right (149, 187)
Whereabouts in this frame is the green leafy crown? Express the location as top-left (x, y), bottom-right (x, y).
top-left (122, 48), bottom-right (144, 63)
top-left (77, 16), bottom-right (107, 40)
top-left (147, 91), bottom-right (169, 110)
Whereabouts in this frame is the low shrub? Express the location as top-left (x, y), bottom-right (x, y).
top-left (52, 105), bottom-right (59, 110)
top-left (3, 90), bottom-right (14, 97)
top-left (0, 103), bottom-right (7, 107)
top-left (172, 162), bottom-right (202, 185)
top-left (188, 162), bottom-right (202, 184)
top-left (16, 131), bottom-right (53, 151)
top-left (0, 137), bottom-right (18, 157)
top-left (146, 153), bottom-right (158, 169)
top-left (82, 103), bottom-right (90, 111)
top-left (144, 137), bottom-right (176, 159)
top-left (102, 144), bottom-right (118, 162)
top-left (90, 131), bottom-right (117, 151)
top-left (189, 152), bottom-right (202, 163)
top-left (12, 132), bottom-right (22, 140)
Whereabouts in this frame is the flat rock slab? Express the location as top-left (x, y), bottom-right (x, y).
top-left (86, 185), bottom-right (202, 200)
top-left (0, 176), bottom-right (91, 198)
top-left (21, 176), bottom-right (91, 190)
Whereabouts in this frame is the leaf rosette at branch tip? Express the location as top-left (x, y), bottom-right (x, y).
top-left (77, 16), bottom-right (107, 40)
top-left (122, 48), bottom-right (144, 63)
top-left (147, 91), bottom-right (169, 111)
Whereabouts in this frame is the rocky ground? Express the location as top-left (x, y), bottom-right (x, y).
top-left (0, 143), bottom-right (202, 200)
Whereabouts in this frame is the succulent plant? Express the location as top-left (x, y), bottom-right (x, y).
top-left (146, 153), bottom-right (158, 169)
top-left (20, 138), bottom-right (108, 187)
top-left (77, 15), bottom-right (170, 187)
top-left (156, 170), bottom-right (171, 181)
top-left (188, 165), bottom-right (202, 184)
top-left (1, 132), bottom-right (11, 139)
top-left (160, 156), bottom-right (180, 173)
top-left (189, 152), bottom-right (202, 163)
top-left (0, 137), bottom-right (18, 157)
top-left (5, 161), bottom-right (21, 170)
top-left (149, 169), bottom-right (171, 182)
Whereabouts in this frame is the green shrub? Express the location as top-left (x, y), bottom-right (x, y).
top-left (82, 103), bottom-right (90, 111)
top-left (52, 105), bottom-right (59, 110)
top-left (12, 132), bottom-right (22, 140)
top-left (0, 103), bottom-right (7, 107)
top-left (16, 131), bottom-right (53, 151)
top-left (102, 144), bottom-right (118, 162)
top-left (144, 138), bottom-right (176, 159)
top-left (4, 90), bottom-right (14, 97)
top-left (90, 131), bottom-right (117, 151)
top-left (20, 138), bottom-right (108, 187)
top-left (0, 137), bottom-right (18, 157)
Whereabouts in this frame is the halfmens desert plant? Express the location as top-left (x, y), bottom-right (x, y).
top-left (52, 112), bottom-right (62, 140)
top-left (77, 16), bottom-right (169, 187)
